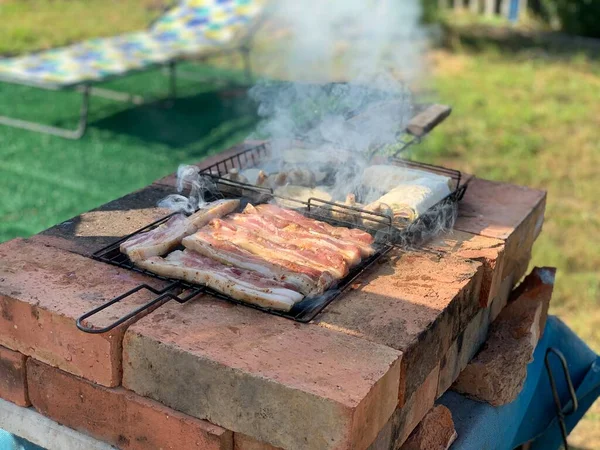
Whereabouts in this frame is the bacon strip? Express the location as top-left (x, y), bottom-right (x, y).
top-left (182, 231), bottom-right (334, 296)
top-left (138, 250), bottom-right (303, 311)
top-left (208, 219), bottom-right (349, 279)
top-left (254, 204), bottom-right (375, 257)
top-left (120, 199), bottom-right (239, 262)
top-left (228, 212), bottom-right (362, 266)
top-left (120, 214), bottom-right (194, 262)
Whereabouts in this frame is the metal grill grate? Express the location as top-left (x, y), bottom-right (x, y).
top-left (78, 142), bottom-right (469, 333)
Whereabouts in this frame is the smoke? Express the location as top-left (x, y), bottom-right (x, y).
top-left (157, 0), bottom-right (453, 246)
top-left (263, 0), bottom-right (427, 83)
top-left (158, 165), bottom-right (218, 213)
top-left (245, 0), bottom-right (431, 202)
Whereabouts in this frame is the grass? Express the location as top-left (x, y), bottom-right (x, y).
top-left (0, 67), bottom-right (259, 240)
top-left (0, 1), bottom-right (599, 447)
top-left (0, 0), bottom-right (170, 56)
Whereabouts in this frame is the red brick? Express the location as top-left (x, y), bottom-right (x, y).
top-left (316, 250), bottom-right (483, 405)
top-left (490, 268), bottom-right (517, 322)
top-left (426, 230), bottom-right (505, 307)
top-left (122, 299), bottom-right (402, 450)
top-left (454, 178), bottom-right (546, 282)
top-left (452, 267), bottom-right (556, 406)
top-left (369, 364), bottom-right (440, 450)
top-left (437, 307), bottom-right (490, 397)
top-left (0, 345), bottom-right (29, 406)
top-left (400, 405), bottom-right (457, 450)
top-left (27, 359), bottom-right (232, 450)
top-left (0, 239), bottom-right (167, 387)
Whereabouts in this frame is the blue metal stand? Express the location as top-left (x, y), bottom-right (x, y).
top-left (439, 316), bottom-right (600, 450)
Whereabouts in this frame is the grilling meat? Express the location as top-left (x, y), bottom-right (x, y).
top-left (206, 219), bottom-right (349, 279)
top-left (361, 165), bottom-right (452, 193)
top-left (182, 231), bottom-right (333, 296)
top-left (368, 177), bottom-right (451, 222)
top-left (120, 199), bottom-right (239, 262)
top-left (234, 206), bottom-right (362, 266)
top-left (138, 250), bottom-right (303, 311)
top-left (120, 214), bottom-right (194, 262)
top-left (186, 199), bottom-right (240, 229)
top-left (254, 204), bottom-right (375, 257)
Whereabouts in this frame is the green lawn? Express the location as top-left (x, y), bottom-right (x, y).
top-left (0, 0), bottom-right (170, 56)
top-left (0, 1), bottom-right (599, 446)
top-left (0, 67), bottom-right (259, 240)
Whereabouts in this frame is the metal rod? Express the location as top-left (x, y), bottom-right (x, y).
top-left (545, 347), bottom-right (579, 450)
top-left (168, 60), bottom-right (177, 102)
top-left (0, 84), bottom-right (89, 139)
top-left (76, 281), bottom-right (203, 334)
top-left (80, 85), bottom-right (145, 105)
top-left (240, 45), bottom-right (253, 84)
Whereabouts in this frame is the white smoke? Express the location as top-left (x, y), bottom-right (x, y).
top-left (245, 0), bottom-right (431, 206)
top-left (158, 165), bottom-right (217, 213)
top-left (264, 0), bottom-right (427, 83)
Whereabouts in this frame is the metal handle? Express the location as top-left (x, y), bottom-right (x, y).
top-left (406, 104), bottom-right (452, 137)
top-left (545, 347), bottom-right (578, 450)
top-left (76, 281), bottom-right (202, 334)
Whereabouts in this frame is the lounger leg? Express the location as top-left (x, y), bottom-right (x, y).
top-left (240, 45), bottom-right (253, 84)
top-left (167, 61), bottom-right (177, 105)
top-left (83, 86), bottom-right (145, 105)
top-left (0, 85), bottom-right (89, 139)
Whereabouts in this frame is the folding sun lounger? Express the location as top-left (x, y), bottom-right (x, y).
top-left (0, 0), bottom-right (267, 139)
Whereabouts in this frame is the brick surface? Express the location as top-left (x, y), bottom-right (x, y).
top-left (316, 250), bottom-right (483, 405)
top-left (0, 345), bottom-right (29, 407)
top-left (452, 268), bottom-right (556, 406)
top-left (369, 364), bottom-right (440, 450)
top-left (426, 230), bottom-right (505, 307)
top-left (489, 268), bottom-right (518, 322)
top-left (437, 307), bottom-right (490, 397)
top-left (234, 434), bottom-right (282, 450)
top-left (454, 178), bottom-right (546, 283)
top-left (123, 299), bottom-right (401, 450)
top-left (27, 359), bottom-right (232, 450)
top-left (0, 239), bottom-right (167, 387)
top-left (32, 184), bottom-right (173, 257)
top-left (400, 405), bottom-right (457, 450)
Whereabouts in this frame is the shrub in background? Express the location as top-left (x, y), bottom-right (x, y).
top-left (552, 0), bottom-right (600, 38)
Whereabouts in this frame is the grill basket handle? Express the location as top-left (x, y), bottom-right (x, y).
top-left (406, 104), bottom-right (452, 138)
top-left (76, 281), bottom-right (201, 334)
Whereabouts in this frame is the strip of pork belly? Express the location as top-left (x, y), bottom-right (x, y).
top-left (221, 216), bottom-right (354, 271)
top-left (209, 219), bottom-right (349, 279)
top-left (182, 232), bottom-right (333, 296)
top-left (138, 250), bottom-right (302, 311)
top-left (240, 205), bottom-right (364, 262)
top-left (119, 199), bottom-right (239, 262)
top-left (120, 214), bottom-right (193, 262)
top-left (253, 204), bottom-right (375, 257)
top-left (187, 199), bottom-right (240, 229)
top-left (228, 212), bottom-right (362, 267)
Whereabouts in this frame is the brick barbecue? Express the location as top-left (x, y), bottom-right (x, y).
top-left (0, 138), bottom-right (547, 450)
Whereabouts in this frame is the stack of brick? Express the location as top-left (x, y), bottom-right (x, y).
top-left (0, 142), bottom-right (547, 450)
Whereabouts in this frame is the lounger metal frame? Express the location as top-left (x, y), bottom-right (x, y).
top-left (0, 44), bottom-right (253, 140)
top-left (0, 0), bottom-right (269, 139)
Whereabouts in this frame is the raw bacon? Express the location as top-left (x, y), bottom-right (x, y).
top-left (120, 199), bottom-right (239, 262)
top-left (253, 204), bottom-right (375, 257)
top-left (207, 219), bottom-right (349, 279)
top-left (182, 231), bottom-right (334, 296)
top-left (138, 250), bottom-right (303, 311)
